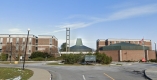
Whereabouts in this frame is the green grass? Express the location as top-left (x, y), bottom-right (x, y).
top-left (0, 61), bottom-right (40, 64)
top-left (0, 67), bottom-right (33, 80)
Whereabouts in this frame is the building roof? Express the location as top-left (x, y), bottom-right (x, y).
top-left (100, 42), bottom-right (149, 50)
top-left (0, 34), bottom-right (36, 38)
top-left (97, 38), bottom-right (151, 42)
top-left (37, 35), bottom-right (58, 40)
top-left (70, 38), bottom-right (93, 52)
top-left (107, 38), bottom-right (151, 42)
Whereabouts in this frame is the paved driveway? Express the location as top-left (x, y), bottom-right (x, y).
top-left (0, 62), bottom-right (154, 80)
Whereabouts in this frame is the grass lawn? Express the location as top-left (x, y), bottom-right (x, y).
top-left (0, 61), bottom-right (40, 64)
top-left (0, 67), bottom-right (33, 80)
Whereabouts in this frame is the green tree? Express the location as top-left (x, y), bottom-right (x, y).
top-left (60, 42), bottom-right (67, 51)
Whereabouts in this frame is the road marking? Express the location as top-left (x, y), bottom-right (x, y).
top-left (82, 75), bottom-right (86, 80)
top-left (104, 73), bottom-right (115, 80)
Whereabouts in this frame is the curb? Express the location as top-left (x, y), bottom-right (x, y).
top-left (48, 71), bottom-right (53, 80)
top-left (144, 70), bottom-right (152, 80)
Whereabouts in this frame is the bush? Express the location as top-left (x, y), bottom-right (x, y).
top-left (95, 52), bottom-right (112, 64)
top-left (149, 59), bottom-right (157, 62)
top-left (32, 57), bottom-right (44, 61)
top-left (62, 54), bottom-right (83, 64)
top-left (61, 52), bottom-right (112, 64)
top-left (30, 51), bottom-right (51, 59)
top-left (0, 53), bottom-right (8, 61)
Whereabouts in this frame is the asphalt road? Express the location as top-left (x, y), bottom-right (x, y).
top-left (1, 62), bottom-right (156, 80)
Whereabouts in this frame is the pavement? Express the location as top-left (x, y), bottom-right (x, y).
top-left (145, 67), bottom-right (157, 80)
top-left (27, 68), bottom-right (51, 80)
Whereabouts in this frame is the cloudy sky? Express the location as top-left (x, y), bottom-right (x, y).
top-left (0, 0), bottom-right (157, 50)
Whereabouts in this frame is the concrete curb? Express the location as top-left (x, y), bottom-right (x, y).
top-left (144, 70), bottom-right (152, 80)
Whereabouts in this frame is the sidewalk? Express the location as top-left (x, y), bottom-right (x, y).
top-left (145, 67), bottom-right (157, 80)
top-left (27, 68), bottom-right (51, 80)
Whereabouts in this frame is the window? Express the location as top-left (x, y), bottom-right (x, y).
top-left (36, 39), bottom-right (38, 44)
top-left (29, 46), bottom-right (31, 51)
top-left (16, 38), bottom-right (19, 44)
top-left (50, 38), bottom-right (52, 45)
top-left (23, 38), bottom-right (25, 42)
top-left (7, 38), bottom-right (9, 43)
top-left (0, 38), bottom-right (3, 44)
top-left (29, 38), bottom-right (32, 44)
top-left (10, 38), bottom-right (12, 43)
top-left (16, 45), bottom-right (19, 50)
top-left (0, 38), bottom-right (1, 43)
top-left (110, 41), bottom-right (112, 44)
top-left (36, 47), bottom-right (38, 51)
top-left (0, 44), bottom-right (2, 49)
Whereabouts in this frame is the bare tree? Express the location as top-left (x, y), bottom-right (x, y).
top-left (43, 47), bottom-right (58, 58)
top-left (2, 42), bottom-right (25, 61)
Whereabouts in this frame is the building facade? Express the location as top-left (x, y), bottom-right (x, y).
top-left (0, 34), bottom-right (58, 59)
top-left (97, 39), bottom-right (156, 61)
top-left (97, 39), bottom-right (152, 51)
top-left (37, 35), bottom-right (58, 56)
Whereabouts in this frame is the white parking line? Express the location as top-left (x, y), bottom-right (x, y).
top-left (82, 75), bottom-right (86, 80)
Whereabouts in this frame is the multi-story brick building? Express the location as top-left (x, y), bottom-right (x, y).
top-left (0, 34), bottom-right (58, 59)
top-left (37, 35), bottom-right (58, 56)
top-left (97, 38), bottom-right (152, 51)
top-left (97, 38), bottom-right (156, 61)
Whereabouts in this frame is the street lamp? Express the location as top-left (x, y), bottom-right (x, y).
top-left (22, 28), bottom-right (30, 70)
top-left (155, 42), bottom-right (157, 59)
top-left (10, 42), bottom-right (12, 64)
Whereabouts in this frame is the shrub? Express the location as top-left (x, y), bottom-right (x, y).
top-left (61, 52), bottom-right (112, 64)
top-left (62, 54), bottom-right (83, 64)
top-left (30, 51), bottom-right (51, 59)
top-left (0, 53), bottom-right (8, 61)
top-left (32, 57), bottom-right (44, 61)
top-left (95, 52), bottom-right (112, 64)
top-left (149, 59), bottom-right (157, 62)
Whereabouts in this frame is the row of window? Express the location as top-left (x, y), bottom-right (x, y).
top-left (0, 38), bottom-right (32, 43)
top-left (0, 38), bottom-right (54, 45)
top-left (110, 41), bottom-right (143, 44)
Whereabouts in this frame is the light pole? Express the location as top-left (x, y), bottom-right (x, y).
top-left (155, 42), bottom-right (156, 59)
top-left (10, 42), bottom-right (12, 64)
top-left (22, 28), bottom-right (30, 70)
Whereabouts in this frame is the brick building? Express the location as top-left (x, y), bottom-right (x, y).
top-left (97, 39), bottom-right (156, 61)
top-left (97, 39), bottom-right (152, 50)
top-left (37, 35), bottom-right (58, 56)
top-left (0, 34), bottom-right (58, 59)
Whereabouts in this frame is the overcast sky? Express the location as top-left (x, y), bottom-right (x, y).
top-left (0, 0), bottom-right (157, 50)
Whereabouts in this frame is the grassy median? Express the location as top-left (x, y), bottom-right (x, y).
top-left (0, 67), bottom-right (33, 80)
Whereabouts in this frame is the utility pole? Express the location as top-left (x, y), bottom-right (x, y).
top-left (22, 29), bottom-right (30, 70)
top-left (155, 42), bottom-right (156, 60)
top-left (10, 42), bottom-right (12, 64)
